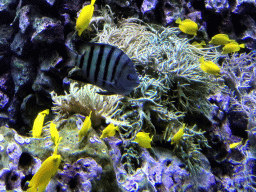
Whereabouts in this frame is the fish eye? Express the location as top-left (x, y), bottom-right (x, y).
top-left (127, 74), bottom-right (133, 81)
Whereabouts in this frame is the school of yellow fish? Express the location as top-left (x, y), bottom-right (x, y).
top-left (26, 6), bottom-right (249, 191)
top-left (175, 18), bottom-right (245, 75)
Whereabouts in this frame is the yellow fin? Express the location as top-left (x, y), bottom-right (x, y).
top-left (100, 123), bottom-right (119, 139)
top-left (78, 111), bottom-right (92, 141)
top-left (134, 132), bottom-right (153, 148)
top-left (32, 109), bottom-right (49, 138)
top-left (50, 121), bottom-right (60, 145)
top-left (76, 0), bottom-right (96, 36)
top-left (199, 57), bottom-right (220, 75)
top-left (230, 141), bottom-right (242, 149)
top-left (175, 18), bottom-right (181, 24)
top-left (171, 124), bottom-right (185, 145)
top-left (27, 154), bottom-right (61, 192)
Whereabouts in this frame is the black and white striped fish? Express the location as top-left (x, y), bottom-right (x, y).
top-left (67, 42), bottom-right (140, 95)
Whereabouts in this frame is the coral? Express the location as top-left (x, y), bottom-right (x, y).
top-left (94, 18), bottom-right (221, 116)
top-left (51, 82), bottom-right (123, 127)
top-left (50, 158), bottom-right (103, 191)
top-left (0, 112), bottom-right (120, 191)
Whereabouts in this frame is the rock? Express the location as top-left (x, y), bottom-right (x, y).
top-left (32, 70), bottom-right (63, 106)
top-left (7, 97), bottom-right (20, 125)
top-left (10, 56), bottom-right (36, 97)
top-left (31, 17), bottom-right (64, 44)
top-left (18, 5), bottom-right (40, 34)
top-left (10, 32), bottom-right (31, 56)
top-left (205, 0), bottom-right (229, 13)
top-left (52, 158), bottom-right (103, 191)
top-left (0, 0), bottom-right (18, 25)
top-left (141, 0), bottom-right (158, 23)
top-left (163, 1), bottom-right (184, 25)
top-left (0, 90), bottom-right (9, 109)
top-left (0, 24), bottom-right (14, 53)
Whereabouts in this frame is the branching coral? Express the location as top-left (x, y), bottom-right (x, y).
top-left (222, 52), bottom-right (256, 115)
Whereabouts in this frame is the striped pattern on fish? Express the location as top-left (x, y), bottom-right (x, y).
top-left (68, 43), bottom-right (140, 95)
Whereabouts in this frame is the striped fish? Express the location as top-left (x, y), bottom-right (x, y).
top-left (67, 42), bottom-right (140, 95)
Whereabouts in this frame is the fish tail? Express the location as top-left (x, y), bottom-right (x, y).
top-left (240, 43), bottom-right (245, 48)
top-left (199, 56), bottom-right (204, 63)
top-left (91, 0), bottom-right (96, 6)
top-left (201, 40), bottom-right (206, 46)
top-left (175, 18), bottom-right (181, 24)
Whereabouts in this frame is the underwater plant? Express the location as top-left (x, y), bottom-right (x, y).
top-left (50, 81), bottom-right (124, 127)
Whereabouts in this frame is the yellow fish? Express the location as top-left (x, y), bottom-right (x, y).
top-left (171, 124), bottom-right (185, 145)
top-left (76, 0), bottom-right (96, 36)
top-left (191, 40), bottom-right (206, 48)
top-left (27, 143), bottom-right (61, 192)
top-left (209, 34), bottom-right (235, 45)
top-left (175, 18), bottom-right (198, 36)
top-left (100, 123), bottom-right (119, 139)
top-left (50, 121), bottom-right (62, 145)
top-left (32, 109), bottom-right (49, 138)
top-left (134, 132), bottom-right (153, 148)
top-left (78, 111), bottom-right (92, 141)
top-left (199, 57), bottom-right (220, 76)
top-left (222, 42), bottom-right (245, 54)
top-left (229, 140), bottom-right (242, 149)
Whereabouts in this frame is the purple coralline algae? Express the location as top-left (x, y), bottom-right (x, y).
top-left (52, 158), bottom-right (103, 191)
top-left (0, 91), bottom-right (9, 109)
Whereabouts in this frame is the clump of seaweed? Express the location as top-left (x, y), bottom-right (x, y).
top-left (50, 81), bottom-right (124, 126)
top-left (94, 18), bottom-right (221, 116)
top-left (171, 124), bottom-right (211, 186)
top-left (54, 8), bottom-right (224, 176)
top-left (90, 14), bottom-right (223, 175)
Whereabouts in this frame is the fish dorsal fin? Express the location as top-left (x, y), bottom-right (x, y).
top-left (68, 67), bottom-right (88, 82)
top-left (74, 41), bottom-right (117, 55)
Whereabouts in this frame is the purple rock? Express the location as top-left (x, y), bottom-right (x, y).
top-left (18, 5), bottom-right (38, 34)
top-left (0, 90), bottom-right (9, 109)
top-left (6, 143), bottom-right (22, 162)
top-left (163, 1), bottom-right (184, 25)
top-left (10, 32), bottom-right (30, 56)
top-left (45, 0), bottom-right (56, 6)
top-left (56, 158), bottom-right (103, 191)
top-left (232, 0), bottom-right (256, 14)
top-left (7, 97), bottom-right (20, 125)
top-left (141, 0), bottom-right (158, 14)
top-left (10, 56), bottom-right (36, 96)
top-left (31, 17), bottom-right (64, 44)
top-left (205, 0), bottom-right (229, 13)
top-left (0, 24), bottom-right (14, 52)
top-left (0, 73), bottom-right (9, 90)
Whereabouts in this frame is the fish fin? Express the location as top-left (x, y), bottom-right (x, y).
top-left (74, 41), bottom-right (117, 55)
top-left (240, 44), bottom-right (245, 48)
top-left (60, 45), bottom-right (77, 69)
top-left (175, 18), bottom-right (181, 24)
top-left (199, 57), bottom-right (204, 63)
top-left (68, 68), bottom-right (88, 82)
top-left (96, 91), bottom-right (116, 95)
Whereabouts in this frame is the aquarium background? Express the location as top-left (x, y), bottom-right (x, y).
top-left (0, 0), bottom-right (256, 191)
